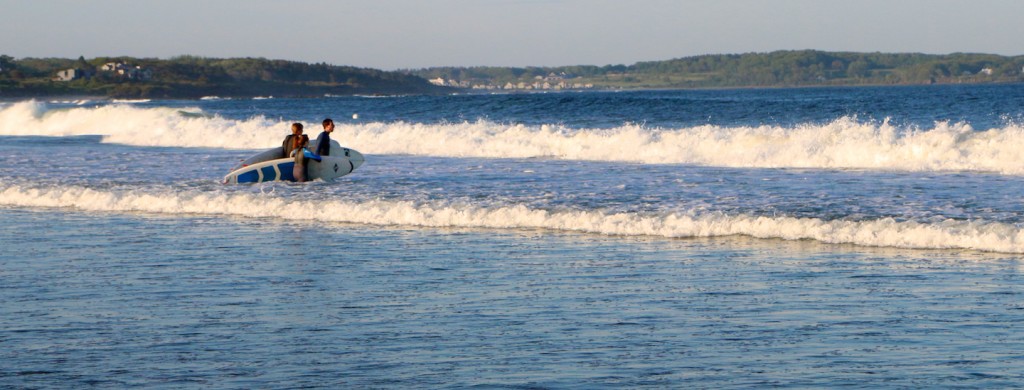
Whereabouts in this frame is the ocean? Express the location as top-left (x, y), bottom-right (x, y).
top-left (3, 85), bottom-right (1024, 387)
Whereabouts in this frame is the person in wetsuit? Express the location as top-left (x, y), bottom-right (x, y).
top-left (312, 118), bottom-right (334, 157)
top-left (292, 134), bottom-right (312, 182)
top-left (282, 122), bottom-right (303, 158)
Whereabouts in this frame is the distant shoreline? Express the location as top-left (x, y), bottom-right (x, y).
top-left (5, 80), bottom-right (1024, 103)
top-left (4, 51), bottom-right (1023, 100)
top-left (410, 50), bottom-right (1024, 91)
top-left (0, 55), bottom-right (453, 99)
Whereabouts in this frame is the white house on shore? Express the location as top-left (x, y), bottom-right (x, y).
top-left (57, 61), bottom-right (151, 82)
top-left (55, 68), bottom-right (94, 82)
top-left (99, 62), bottom-right (153, 80)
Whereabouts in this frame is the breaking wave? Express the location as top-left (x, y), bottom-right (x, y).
top-left (4, 100), bottom-right (1024, 173)
top-left (3, 182), bottom-right (1024, 253)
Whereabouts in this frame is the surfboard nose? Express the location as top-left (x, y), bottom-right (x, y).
top-left (350, 150), bottom-right (366, 170)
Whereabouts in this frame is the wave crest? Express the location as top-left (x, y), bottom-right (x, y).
top-left (3, 183), bottom-right (1023, 253)
top-left (4, 101), bottom-right (1024, 173)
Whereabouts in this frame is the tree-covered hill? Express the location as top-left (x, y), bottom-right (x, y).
top-left (0, 55), bottom-right (453, 98)
top-left (408, 50), bottom-right (1024, 90)
top-left (5, 51), bottom-right (1023, 98)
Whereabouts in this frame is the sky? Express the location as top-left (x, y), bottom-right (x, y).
top-left (4, 0), bottom-right (1024, 70)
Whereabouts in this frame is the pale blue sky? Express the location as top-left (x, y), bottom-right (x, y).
top-left (3, 0), bottom-right (1023, 70)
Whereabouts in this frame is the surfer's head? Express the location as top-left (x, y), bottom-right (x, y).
top-left (291, 123), bottom-right (303, 135)
top-left (323, 118), bottom-right (334, 132)
top-left (293, 134), bottom-right (308, 150)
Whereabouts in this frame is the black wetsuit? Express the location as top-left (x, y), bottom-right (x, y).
top-left (314, 131), bottom-right (331, 156)
top-left (281, 134), bottom-right (295, 158)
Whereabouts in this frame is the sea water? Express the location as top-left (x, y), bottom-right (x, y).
top-left (3, 85), bottom-right (1024, 387)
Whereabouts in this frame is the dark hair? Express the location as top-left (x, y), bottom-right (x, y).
top-left (323, 118), bottom-right (333, 127)
top-left (292, 123), bottom-right (303, 133)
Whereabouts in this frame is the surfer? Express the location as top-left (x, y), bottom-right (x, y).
top-left (282, 123), bottom-right (303, 158)
top-left (292, 134), bottom-right (321, 182)
top-left (312, 118), bottom-right (334, 156)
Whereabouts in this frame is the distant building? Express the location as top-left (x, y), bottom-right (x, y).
top-left (55, 68), bottom-right (93, 82)
top-left (100, 62), bottom-right (153, 80)
top-left (428, 77), bottom-right (445, 86)
top-left (121, 66), bottom-right (153, 80)
top-left (980, 67), bottom-right (994, 76)
top-left (544, 72), bottom-right (565, 82)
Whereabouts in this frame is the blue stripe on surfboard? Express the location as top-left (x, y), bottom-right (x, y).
top-left (236, 170), bottom-right (260, 183)
top-left (230, 160), bottom-right (310, 183)
top-left (260, 166), bottom-right (278, 181)
top-left (279, 162), bottom-right (297, 181)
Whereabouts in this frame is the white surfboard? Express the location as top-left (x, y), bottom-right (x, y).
top-left (223, 157), bottom-right (298, 184)
top-left (223, 140), bottom-right (365, 184)
top-left (307, 155), bottom-right (361, 181)
top-left (229, 148), bottom-right (285, 172)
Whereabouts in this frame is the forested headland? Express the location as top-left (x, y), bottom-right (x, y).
top-left (409, 50), bottom-right (1024, 90)
top-left (3, 51), bottom-right (1024, 99)
top-left (0, 55), bottom-right (452, 98)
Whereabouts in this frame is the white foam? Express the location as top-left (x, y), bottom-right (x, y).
top-left (4, 101), bottom-right (1024, 173)
top-left (0, 101), bottom-right (283, 149)
top-left (343, 117), bottom-right (1024, 174)
top-left (3, 182), bottom-right (1024, 253)
top-left (47, 99), bottom-right (92, 105)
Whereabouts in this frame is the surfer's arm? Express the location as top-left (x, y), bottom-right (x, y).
top-left (303, 149), bottom-right (322, 161)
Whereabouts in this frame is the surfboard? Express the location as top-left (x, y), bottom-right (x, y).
top-left (307, 155), bottom-right (360, 180)
top-left (229, 147), bottom-right (285, 172)
top-left (223, 140), bottom-right (365, 184)
top-left (223, 157), bottom-right (297, 184)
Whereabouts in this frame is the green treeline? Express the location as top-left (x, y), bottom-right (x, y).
top-left (0, 55), bottom-right (451, 98)
top-left (4, 51), bottom-right (1023, 98)
top-left (409, 50), bottom-right (1024, 89)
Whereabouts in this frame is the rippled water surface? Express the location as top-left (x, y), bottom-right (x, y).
top-left (4, 209), bottom-right (1024, 388)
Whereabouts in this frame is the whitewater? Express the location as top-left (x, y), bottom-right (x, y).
top-left (3, 181), bottom-right (1024, 253)
top-left (5, 100), bottom-right (1024, 173)
top-left (7, 86), bottom-right (1024, 388)
top-left (4, 90), bottom-right (1024, 254)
